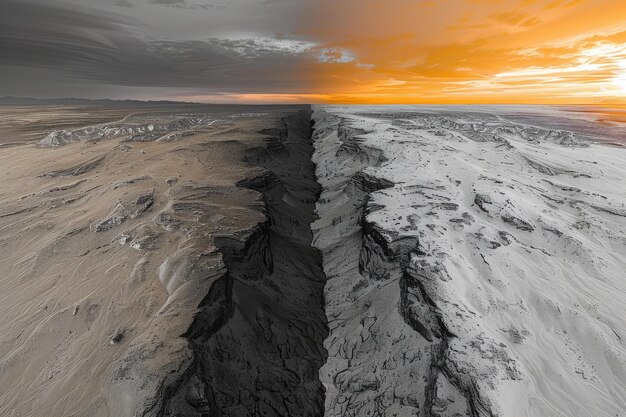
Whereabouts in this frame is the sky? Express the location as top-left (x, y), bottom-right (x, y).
top-left (1, 0), bottom-right (625, 103)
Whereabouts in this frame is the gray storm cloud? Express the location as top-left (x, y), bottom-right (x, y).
top-left (0, 0), bottom-right (318, 98)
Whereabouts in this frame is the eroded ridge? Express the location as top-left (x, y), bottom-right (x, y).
top-left (41, 112), bottom-right (269, 146)
top-left (0, 104), bottom-right (283, 417)
top-left (160, 107), bottom-right (329, 416)
top-left (311, 105), bottom-right (626, 417)
top-left (312, 109), bottom-right (471, 417)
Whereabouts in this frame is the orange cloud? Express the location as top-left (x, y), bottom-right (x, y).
top-left (302, 0), bottom-right (626, 103)
top-left (490, 11), bottom-right (541, 27)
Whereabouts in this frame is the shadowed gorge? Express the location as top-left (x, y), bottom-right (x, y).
top-left (0, 102), bottom-right (623, 417)
top-left (158, 107), bottom-right (329, 416)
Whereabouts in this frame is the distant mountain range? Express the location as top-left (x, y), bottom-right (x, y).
top-left (0, 96), bottom-right (302, 109)
top-left (0, 96), bottom-right (195, 106)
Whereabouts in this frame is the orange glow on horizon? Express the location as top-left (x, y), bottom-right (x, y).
top-left (173, 93), bottom-right (334, 104)
top-left (302, 0), bottom-right (626, 104)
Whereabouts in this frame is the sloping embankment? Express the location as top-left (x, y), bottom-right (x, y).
top-left (311, 108), bottom-right (491, 417)
top-left (310, 105), bottom-right (626, 417)
top-left (159, 107), bottom-right (329, 416)
top-left (138, 104), bottom-right (624, 417)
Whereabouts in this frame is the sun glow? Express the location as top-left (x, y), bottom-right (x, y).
top-left (613, 59), bottom-right (626, 94)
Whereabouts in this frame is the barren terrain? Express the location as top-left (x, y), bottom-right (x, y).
top-left (0, 103), bottom-right (624, 417)
top-left (312, 105), bottom-right (625, 417)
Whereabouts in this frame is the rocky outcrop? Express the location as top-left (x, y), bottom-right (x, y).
top-left (37, 155), bottom-right (105, 177)
top-left (40, 112), bottom-right (268, 146)
top-left (157, 107), bottom-right (329, 416)
top-left (312, 108), bottom-right (488, 417)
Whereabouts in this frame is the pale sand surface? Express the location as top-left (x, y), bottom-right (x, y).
top-left (312, 105), bottom-right (625, 417)
top-left (0, 105), bottom-right (302, 416)
top-left (1, 103), bottom-right (624, 417)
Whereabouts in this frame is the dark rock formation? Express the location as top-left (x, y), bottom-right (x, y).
top-left (158, 107), bottom-right (328, 416)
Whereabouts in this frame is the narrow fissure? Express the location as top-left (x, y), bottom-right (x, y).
top-left (159, 107), bottom-right (491, 417)
top-left (160, 107), bottom-right (328, 416)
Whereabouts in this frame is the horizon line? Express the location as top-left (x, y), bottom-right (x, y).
top-left (2, 96), bottom-right (626, 107)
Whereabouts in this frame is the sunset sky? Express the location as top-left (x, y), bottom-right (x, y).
top-left (305, 0), bottom-right (626, 104)
top-left (1, 0), bottom-right (626, 103)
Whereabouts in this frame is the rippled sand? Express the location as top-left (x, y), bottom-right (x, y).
top-left (0, 104), bottom-right (302, 416)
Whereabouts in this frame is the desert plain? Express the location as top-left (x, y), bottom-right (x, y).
top-left (0, 102), bottom-right (624, 417)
